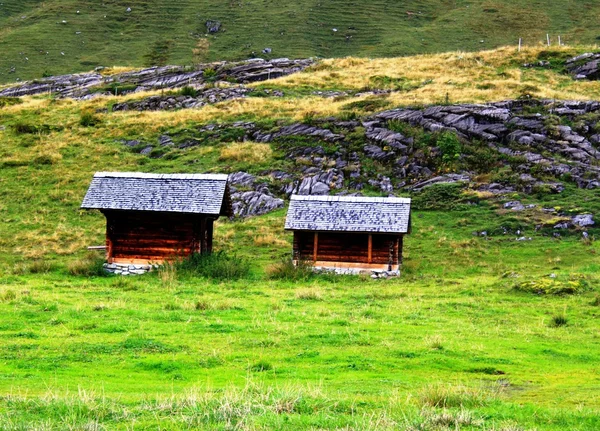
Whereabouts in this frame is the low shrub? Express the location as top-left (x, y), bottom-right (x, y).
top-left (175, 252), bottom-right (250, 280)
top-left (68, 252), bottom-right (108, 277)
top-left (179, 86), bottom-right (198, 97)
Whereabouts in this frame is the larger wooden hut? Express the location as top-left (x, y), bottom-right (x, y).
top-left (284, 195), bottom-right (411, 273)
top-left (81, 172), bottom-right (231, 264)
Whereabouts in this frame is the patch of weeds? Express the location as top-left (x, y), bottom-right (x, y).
top-left (419, 384), bottom-right (498, 408)
top-left (412, 184), bottom-right (470, 211)
top-left (249, 360), bottom-right (273, 372)
top-left (68, 252), bottom-right (108, 277)
top-left (27, 260), bottom-right (55, 274)
top-left (135, 360), bottom-right (182, 374)
top-left (203, 67), bottom-right (218, 81)
top-left (179, 86), bottom-right (198, 97)
top-left (92, 304), bottom-right (108, 312)
top-left (341, 96), bottom-right (391, 113)
top-left (12, 123), bottom-right (52, 135)
top-left (425, 334), bottom-right (444, 350)
top-left (198, 353), bottom-right (225, 368)
top-left (513, 274), bottom-right (589, 295)
top-left (41, 304), bottom-right (58, 312)
top-left (79, 109), bottom-right (101, 127)
top-left (120, 337), bottom-right (175, 353)
top-left (590, 295), bottom-right (600, 306)
top-left (368, 75), bottom-right (426, 92)
top-left (267, 258), bottom-right (314, 281)
top-left (175, 252), bottom-right (250, 280)
top-left (295, 289), bottom-right (323, 301)
top-left (0, 97), bottom-right (21, 107)
top-left (549, 314), bottom-right (568, 327)
top-left (467, 367), bottom-right (506, 375)
top-left (164, 303), bottom-right (182, 311)
top-left (1, 290), bottom-right (17, 302)
top-left (195, 300), bottom-right (212, 311)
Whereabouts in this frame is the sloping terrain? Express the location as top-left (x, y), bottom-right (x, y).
top-left (1, 47), bottom-right (600, 429)
top-left (2, 0), bottom-right (600, 83)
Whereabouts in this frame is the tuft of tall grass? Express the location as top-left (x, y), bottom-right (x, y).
top-left (68, 252), bottom-right (108, 277)
top-left (175, 252), bottom-right (250, 280)
top-left (549, 314), bottom-right (568, 327)
top-left (295, 289), bottom-right (323, 301)
top-left (418, 384), bottom-right (499, 409)
top-left (218, 142), bottom-right (272, 164)
top-left (267, 258), bottom-right (314, 281)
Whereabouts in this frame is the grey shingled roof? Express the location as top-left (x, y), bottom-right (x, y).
top-left (81, 172), bottom-right (231, 215)
top-left (285, 195), bottom-right (411, 234)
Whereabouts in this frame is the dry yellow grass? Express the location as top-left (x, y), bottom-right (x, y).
top-left (219, 142), bottom-right (272, 163)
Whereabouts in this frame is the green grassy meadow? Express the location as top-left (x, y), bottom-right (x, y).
top-left (1, 47), bottom-right (600, 428)
top-left (2, 0), bottom-right (600, 83)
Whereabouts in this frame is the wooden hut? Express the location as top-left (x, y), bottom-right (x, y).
top-left (284, 195), bottom-right (411, 273)
top-left (81, 172), bottom-right (231, 264)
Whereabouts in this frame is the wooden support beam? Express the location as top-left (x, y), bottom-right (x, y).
top-left (207, 219), bottom-right (214, 254)
top-left (200, 218), bottom-right (207, 254)
top-left (398, 236), bottom-right (403, 266)
top-left (313, 232), bottom-right (319, 262)
top-left (367, 234), bottom-right (373, 264)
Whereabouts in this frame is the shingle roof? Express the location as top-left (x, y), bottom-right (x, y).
top-left (285, 195), bottom-right (411, 234)
top-left (81, 172), bottom-right (231, 215)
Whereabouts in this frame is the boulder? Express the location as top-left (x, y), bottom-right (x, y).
top-left (572, 214), bottom-right (595, 227)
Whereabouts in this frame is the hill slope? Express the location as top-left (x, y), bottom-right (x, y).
top-left (2, 0), bottom-right (600, 83)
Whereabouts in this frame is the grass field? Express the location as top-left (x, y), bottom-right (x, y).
top-left (1, 46), bottom-right (600, 429)
top-left (2, 0), bottom-right (600, 83)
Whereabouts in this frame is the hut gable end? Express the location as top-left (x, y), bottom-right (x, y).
top-left (81, 172), bottom-right (231, 216)
top-left (284, 195), bottom-right (411, 234)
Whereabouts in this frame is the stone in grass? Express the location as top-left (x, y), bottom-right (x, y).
top-left (503, 201), bottom-right (525, 211)
top-left (572, 214), bottom-right (595, 227)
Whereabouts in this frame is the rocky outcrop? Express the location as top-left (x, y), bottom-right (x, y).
top-left (229, 172), bottom-right (284, 217)
top-left (116, 99), bottom-right (600, 216)
top-left (253, 124), bottom-right (344, 143)
top-left (112, 86), bottom-right (252, 111)
top-left (0, 58), bottom-right (314, 99)
top-left (566, 53), bottom-right (600, 80)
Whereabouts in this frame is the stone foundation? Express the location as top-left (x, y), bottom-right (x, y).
top-left (103, 263), bottom-right (156, 276)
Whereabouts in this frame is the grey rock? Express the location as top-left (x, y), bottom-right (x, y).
top-left (572, 214), bottom-right (595, 227)
top-left (158, 135), bottom-right (174, 146)
top-left (139, 146), bottom-right (153, 155)
top-left (206, 20), bottom-right (221, 33)
top-left (232, 190), bottom-right (284, 217)
top-left (504, 201), bottom-right (525, 211)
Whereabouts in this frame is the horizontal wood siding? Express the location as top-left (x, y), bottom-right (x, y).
top-left (293, 231), bottom-right (401, 267)
top-left (104, 210), bottom-right (208, 262)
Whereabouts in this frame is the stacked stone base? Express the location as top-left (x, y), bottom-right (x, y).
top-left (103, 263), bottom-right (157, 276)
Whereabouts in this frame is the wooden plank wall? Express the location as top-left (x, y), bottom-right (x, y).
top-left (104, 210), bottom-right (212, 262)
top-left (293, 231), bottom-right (401, 266)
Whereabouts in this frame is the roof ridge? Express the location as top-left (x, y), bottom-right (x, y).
top-left (290, 195), bottom-right (411, 204)
top-left (94, 172), bottom-right (229, 180)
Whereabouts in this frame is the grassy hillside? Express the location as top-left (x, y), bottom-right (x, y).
top-left (2, 0), bottom-right (600, 83)
top-left (1, 47), bottom-right (600, 429)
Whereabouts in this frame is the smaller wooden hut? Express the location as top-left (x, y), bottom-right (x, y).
top-left (284, 195), bottom-right (411, 273)
top-left (81, 172), bottom-right (231, 264)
